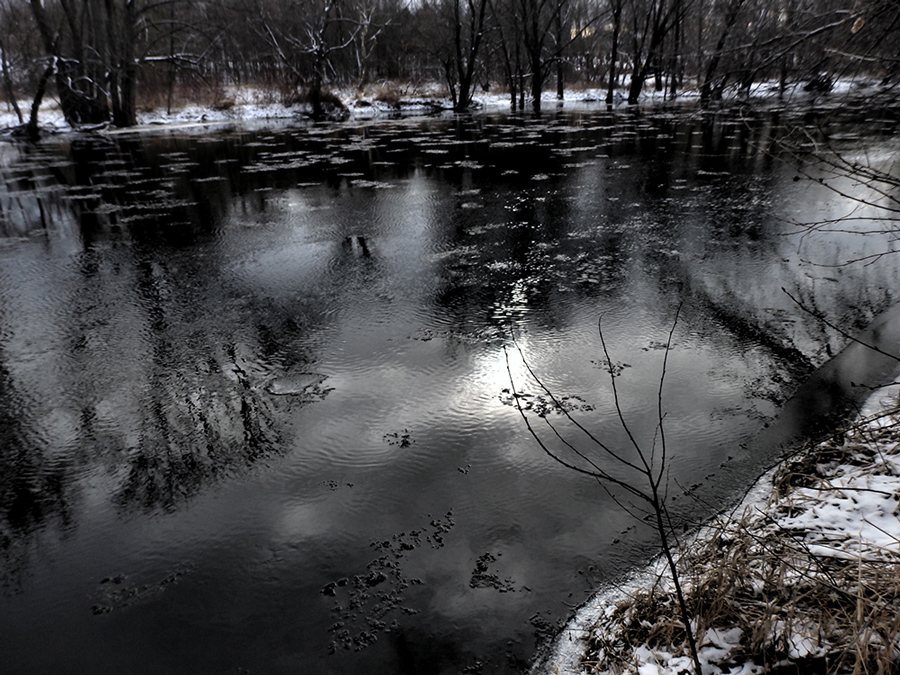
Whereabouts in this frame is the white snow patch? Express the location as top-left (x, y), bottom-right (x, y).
top-left (3, 78), bottom-right (892, 136)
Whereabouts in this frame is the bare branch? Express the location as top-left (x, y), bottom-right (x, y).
top-left (782, 287), bottom-right (900, 363)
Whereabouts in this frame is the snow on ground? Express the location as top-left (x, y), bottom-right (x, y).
top-left (537, 383), bottom-right (900, 675)
top-left (1, 78), bottom-right (886, 134)
top-left (0, 84), bottom-right (697, 132)
top-left (0, 103), bottom-right (67, 131)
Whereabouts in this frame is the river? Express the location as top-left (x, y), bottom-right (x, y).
top-left (1, 100), bottom-right (899, 674)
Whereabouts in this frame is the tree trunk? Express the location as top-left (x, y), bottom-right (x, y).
top-left (778, 58), bottom-right (788, 98)
top-left (627, 39), bottom-right (665, 103)
top-left (531, 61), bottom-right (542, 111)
top-left (668, 5), bottom-right (681, 100)
top-left (452, 0), bottom-right (488, 112)
top-left (28, 0), bottom-right (109, 125)
top-left (522, 0), bottom-right (543, 112)
top-left (310, 62), bottom-right (324, 120)
top-left (167, 0), bottom-right (175, 113)
top-left (778, 0), bottom-right (794, 99)
top-left (699, 0), bottom-right (746, 108)
top-left (518, 36), bottom-right (526, 111)
top-left (529, 18), bottom-right (542, 113)
top-left (627, 71), bottom-right (644, 104)
top-left (556, 61), bottom-right (563, 100)
top-left (555, 8), bottom-right (563, 100)
top-left (504, 35), bottom-right (517, 110)
top-left (487, 0), bottom-right (517, 110)
top-left (117, 0), bottom-right (137, 127)
top-left (0, 32), bottom-right (23, 124)
top-left (606, 0), bottom-right (622, 106)
top-left (452, 0), bottom-right (465, 110)
top-left (26, 61), bottom-right (54, 139)
top-left (457, 78), bottom-right (472, 111)
top-left (444, 58), bottom-right (459, 110)
top-left (105, 0), bottom-right (123, 124)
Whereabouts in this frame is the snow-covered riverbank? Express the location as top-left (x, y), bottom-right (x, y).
top-left (537, 383), bottom-right (900, 675)
top-left (0, 83), bottom-right (628, 132)
top-left (0, 78), bottom-right (884, 135)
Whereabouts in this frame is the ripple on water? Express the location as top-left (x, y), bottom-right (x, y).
top-left (6, 110), bottom-right (900, 675)
top-left (284, 401), bottom-right (438, 475)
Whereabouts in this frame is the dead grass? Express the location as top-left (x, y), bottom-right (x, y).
top-left (282, 88), bottom-right (345, 110)
top-left (373, 84), bottom-right (403, 108)
top-left (352, 80), bottom-right (451, 106)
top-left (582, 401), bottom-right (900, 675)
top-left (136, 74), bottom-right (230, 113)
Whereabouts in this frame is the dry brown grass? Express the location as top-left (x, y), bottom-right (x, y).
top-left (582, 402), bottom-right (900, 675)
top-left (282, 87), bottom-right (345, 110)
top-left (352, 80), bottom-right (450, 106)
top-left (136, 73), bottom-right (230, 114)
top-left (373, 84), bottom-right (403, 108)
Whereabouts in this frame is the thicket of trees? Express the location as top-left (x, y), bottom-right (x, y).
top-left (0, 0), bottom-right (897, 126)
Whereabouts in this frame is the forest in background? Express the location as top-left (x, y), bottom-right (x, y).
top-left (0, 0), bottom-right (898, 127)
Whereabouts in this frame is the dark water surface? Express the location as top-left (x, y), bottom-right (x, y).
top-left (1, 103), bottom-right (899, 674)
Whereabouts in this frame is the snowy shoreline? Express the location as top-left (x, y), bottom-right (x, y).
top-left (536, 381), bottom-right (900, 675)
top-left (0, 84), bottom-right (666, 134)
top-left (0, 78), bottom-right (889, 136)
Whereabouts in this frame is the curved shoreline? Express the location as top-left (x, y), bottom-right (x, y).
top-left (536, 379), bottom-right (900, 675)
top-left (532, 456), bottom-right (782, 675)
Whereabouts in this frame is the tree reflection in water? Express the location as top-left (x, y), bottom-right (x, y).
top-left (1, 104), bottom-right (900, 674)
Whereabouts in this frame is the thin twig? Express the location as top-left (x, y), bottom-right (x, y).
top-left (783, 287), bottom-right (900, 363)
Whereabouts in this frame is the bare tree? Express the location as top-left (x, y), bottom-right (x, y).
top-left (505, 308), bottom-right (704, 675)
top-left (699, 0), bottom-right (747, 105)
top-left (0, 0), bottom-right (27, 124)
top-left (253, 0), bottom-right (366, 118)
top-left (20, 0), bottom-right (221, 128)
top-left (3, 0), bottom-right (894, 126)
top-left (350, 0), bottom-right (390, 88)
top-left (439, 0), bottom-right (489, 111)
top-left (624, 0), bottom-right (691, 103)
top-left (486, 0), bottom-right (525, 108)
top-left (518, 0), bottom-right (564, 111)
top-left (606, 0), bottom-right (625, 104)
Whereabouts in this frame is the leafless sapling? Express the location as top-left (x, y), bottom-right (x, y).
top-left (504, 305), bottom-right (703, 675)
